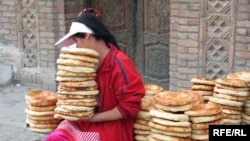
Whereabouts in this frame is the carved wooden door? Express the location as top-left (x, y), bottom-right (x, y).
top-left (93, 0), bottom-right (170, 89)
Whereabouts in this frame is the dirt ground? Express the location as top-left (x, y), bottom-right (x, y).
top-left (0, 84), bottom-right (50, 141)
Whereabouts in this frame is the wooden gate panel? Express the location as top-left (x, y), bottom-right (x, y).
top-left (93, 0), bottom-right (170, 89)
top-left (141, 0), bottom-right (170, 89)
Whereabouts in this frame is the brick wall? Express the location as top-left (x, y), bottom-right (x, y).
top-left (169, 0), bottom-right (250, 91)
top-left (169, 0), bottom-right (201, 90)
top-left (0, 0), bottom-right (249, 91)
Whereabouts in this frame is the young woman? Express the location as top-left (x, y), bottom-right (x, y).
top-left (45, 9), bottom-right (145, 141)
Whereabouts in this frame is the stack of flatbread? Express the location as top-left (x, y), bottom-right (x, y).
top-left (241, 95), bottom-right (250, 125)
top-left (134, 84), bottom-right (164, 141)
top-left (147, 91), bottom-right (192, 141)
top-left (179, 90), bottom-right (205, 107)
top-left (209, 77), bottom-right (248, 125)
top-left (185, 102), bottom-right (223, 140)
top-left (25, 90), bottom-right (61, 133)
top-left (226, 71), bottom-right (250, 125)
top-left (54, 47), bottom-right (99, 121)
top-left (190, 77), bottom-right (215, 103)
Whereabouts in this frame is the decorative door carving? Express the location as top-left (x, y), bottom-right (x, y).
top-left (17, 0), bottom-right (39, 68)
top-left (204, 0), bottom-right (233, 79)
top-left (94, 0), bottom-right (170, 89)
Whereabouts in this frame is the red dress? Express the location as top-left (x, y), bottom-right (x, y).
top-left (57, 44), bottom-right (145, 141)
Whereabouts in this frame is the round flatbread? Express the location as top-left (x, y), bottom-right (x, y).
top-left (189, 114), bottom-right (222, 123)
top-left (56, 70), bottom-right (96, 77)
top-left (56, 58), bottom-right (96, 67)
top-left (180, 90), bottom-right (204, 106)
top-left (153, 91), bottom-right (192, 106)
top-left (212, 92), bottom-right (247, 102)
top-left (58, 85), bottom-right (98, 92)
top-left (58, 90), bottom-right (99, 95)
top-left (215, 78), bottom-right (247, 88)
top-left (214, 87), bottom-right (249, 97)
top-left (149, 121), bottom-right (191, 133)
top-left (54, 113), bottom-right (92, 121)
top-left (55, 108), bottom-right (94, 118)
top-left (223, 118), bottom-right (241, 125)
top-left (151, 117), bottom-right (191, 127)
top-left (215, 83), bottom-right (249, 91)
top-left (58, 80), bottom-right (97, 88)
top-left (192, 90), bottom-right (213, 96)
top-left (135, 118), bottom-right (150, 126)
top-left (27, 117), bottom-right (61, 124)
top-left (191, 84), bottom-right (214, 91)
top-left (191, 133), bottom-right (208, 140)
top-left (149, 109), bottom-right (189, 122)
top-left (192, 129), bottom-right (209, 135)
top-left (27, 105), bottom-right (56, 112)
top-left (27, 126), bottom-right (55, 133)
top-left (58, 98), bottom-right (96, 103)
top-left (134, 122), bottom-right (151, 131)
top-left (26, 119), bottom-right (59, 129)
top-left (58, 65), bottom-right (96, 73)
top-left (191, 119), bottom-right (224, 129)
top-left (227, 71), bottom-right (250, 83)
top-left (28, 115), bottom-right (55, 121)
top-left (222, 108), bottom-right (241, 115)
top-left (137, 110), bottom-right (151, 121)
top-left (184, 102), bottom-right (222, 116)
top-left (190, 77), bottom-right (215, 86)
top-left (147, 135), bottom-right (161, 141)
top-left (140, 97), bottom-right (155, 111)
top-left (241, 113), bottom-right (250, 120)
top-left (60, 53), bottom-right (98, 63)
top-left (25, 90), bottom-right (57, 106)
top-left (209, 97), bottom-right (244, 107)
top-left (57, 94), bottom-right (96, 99)
top-left (25, 108), bottom-right (55, 116)
top-left (155, 103), bottom-right (192, 112)
top-left (144, 84), bottom-right (164, 95)
top-left (134, 135), bottom-right (149, 140)
top-left (56, 105), bottom-right (95, 112)
top-left (56, 76), bottom-right (95, 82)
top-left (208, 101), bottom-right (243, 111)
top-left (56, 100), bottom-right (97, 107)
top-left (151, 128), bottom-right (191, 137)
top-left (151, 133), bottom-right (190, 141)
top-left (223, 113), bottom-right (241, 120)
top-left (60, 47), bottom-right (99, 57)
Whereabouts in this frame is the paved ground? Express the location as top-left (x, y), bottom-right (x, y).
top-left (0, 84), bottom-right (50, 141)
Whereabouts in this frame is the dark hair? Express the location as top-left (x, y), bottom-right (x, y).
top-left (73, 33), bottom-right (86, 38)
top-left (74, 13), bottom-right (120, 49)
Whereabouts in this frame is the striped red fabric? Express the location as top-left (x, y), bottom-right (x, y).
top-left (57, 120), bottom-right (100, 141)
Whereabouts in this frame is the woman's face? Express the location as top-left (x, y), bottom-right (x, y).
top-left (72, 34), bottom-right (94, 50)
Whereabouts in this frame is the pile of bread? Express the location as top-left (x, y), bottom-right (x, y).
top-left (134, 71), bottom-right (250, 141)
top-left (190, 77), bottom-right (215, 103)
top-left (134, 84), bottom-right (164, 141)
top-left (54, 47), bottom-right (99, 121)
top-left (25, 90), bottom-right (61, 133)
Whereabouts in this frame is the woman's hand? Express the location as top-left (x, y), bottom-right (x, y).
top-left (87, 107), bottom-right (123, 122)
